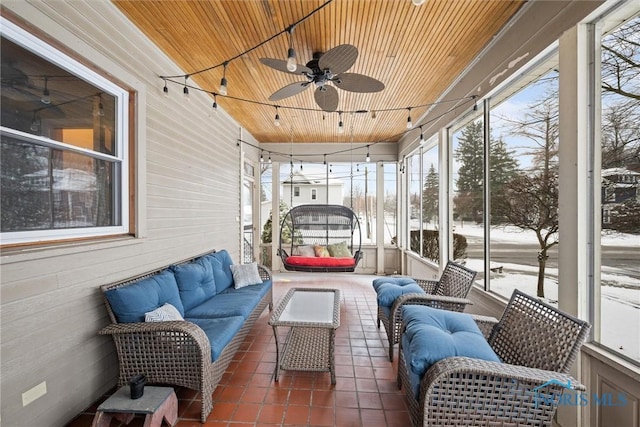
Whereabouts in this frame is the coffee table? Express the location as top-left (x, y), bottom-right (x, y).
top-left (269, 288), bottom-right (341, 384)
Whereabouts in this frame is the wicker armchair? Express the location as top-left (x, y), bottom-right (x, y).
top-left (377, 260), bottom-right (477, 361)
top-left (398, 289), bottom-right (591, 427)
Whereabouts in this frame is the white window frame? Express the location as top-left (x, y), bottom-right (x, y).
top-left (311, 188), bottom-right (317, 200)
top-left (0, 18), bottom-right (129, 245)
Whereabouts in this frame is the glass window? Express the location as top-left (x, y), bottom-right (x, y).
top-left (407, 153), bottom-right (421, 256)
top-left (1, 19), bottom-right (129, 244)
top-left (311, 188), bottom-right (317, 200)
top-left (421, 142), bottom-right (439, 266)
top-left (598, 11), bottom-right (640, 362)
top-left (452, 118), bottom-right (485, 281)
top-left (488, 69), bottom-right (559, 301)
top-left (383, 163), bottom-right (397, 245)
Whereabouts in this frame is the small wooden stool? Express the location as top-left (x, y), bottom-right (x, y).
top-left (91, 386), bottom-right (178, 427)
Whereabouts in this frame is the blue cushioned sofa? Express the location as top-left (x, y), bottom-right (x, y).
top-left (99, 249), bottom-right (272, 423)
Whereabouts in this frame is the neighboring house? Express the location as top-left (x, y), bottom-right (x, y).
top-left (282, 170), bottom-right (344, 207)
top-left (601, 167), bottom-right (640, 226)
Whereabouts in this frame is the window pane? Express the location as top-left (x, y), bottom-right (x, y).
top-left (452, 119), bottom-right (484, 281)
top-left (1, 37), bottom-right (117, 155)
top-left (1, 136), bottom-right (117, 231)
top-left (383, 163), bottom-right (397, 245)
top-left (408, 153), bottom-right (421, 256)
top-left (421, 144), bottom-right (439, 266)
top-left (489, 70), bottom-right (559, 301)
top-left (599, 13), bottom-right (640, 362)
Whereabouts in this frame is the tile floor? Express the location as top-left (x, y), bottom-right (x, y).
top-left (66, 272), bottom-right (412, 427)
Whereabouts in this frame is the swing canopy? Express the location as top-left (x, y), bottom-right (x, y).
top-left (277, 204), bottom-right (363, 272)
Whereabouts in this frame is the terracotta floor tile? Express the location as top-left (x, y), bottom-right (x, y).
top-left (334, 391), bottom-right (358, 408)
top-left (231, 403), bottom-right (260, 423)
top-left (283, 405), bottom-right (310, 425)
top-left (209, 402), bottom-right (236, 421)
top-left (358, 391), bottom-right (383, 409)
top-left (360, 408), bottom-right (388, 427)
top-left (311, 389), bottom-right (334, 407)
top-left (241, 386), bottom-right (268, 403)
top-left (309, 406), bottom-right (335, 426)
top-left (334, 407), bottom-right (361, 427)
top-left (257, 404), bottom-right (285, 424)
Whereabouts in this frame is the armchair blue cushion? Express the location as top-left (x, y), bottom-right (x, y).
top-left (376, 282), bottom-right (425, 307)
top-left (104, 269), bottom-right (184, 322)
top-left (402, 305), bottom-right (501, 398)
top-left (372, 276), bottom-right (417, 291)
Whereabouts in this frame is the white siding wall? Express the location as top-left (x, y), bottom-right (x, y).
top-left (0, 2), bottom-right (257, 426)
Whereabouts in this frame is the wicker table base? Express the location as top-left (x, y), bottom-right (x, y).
top-left (269, 288), bottom-right (340, 384)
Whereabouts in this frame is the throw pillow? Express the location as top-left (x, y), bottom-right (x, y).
top-left (145, 303), bottom-right (184, 322)
top-left (314, 245), bottom-right (330, 257)
top-left (293, 245), bottom-right (316, 257)
top-left (230, 262), bottom-right (263, 289)
top-left (327, 241), bottom-right (353, 258)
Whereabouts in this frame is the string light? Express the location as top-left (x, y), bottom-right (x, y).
top-left (268, 152), bottom-right (272, 163)
top-left (163, 79), bottom-right (169, 97)
top-left (406, 108), bottom-right (413, 129)
top-left (274, 106), bottom-right (281, 126)
top-left (41, 77), bottom-right (51, 104)
top-left (338, 112), bottom-right (344, 134)
top-left (260, 150), bottom-right (264, 163)
top-left (371, 110), bottom-right (377, 119)
top-left (286, 26), bottom-right (297, 72)
top-left (300, 161), bottom-right (303, 171)
top-left (183, 75), bottom-right (190, 98)
top-left (473, 95), bottom-right (478, 111)
top-left (219, 62), bottom-right (228, 96)
top-left (212, 94), bottom-right (218, 113)
top-left (323, 154), bottom-right (327, 165)
top-left (29, 112), bottom-right (39, 132)
top-left (366, 145), bottom-right (371, 163)
top-left (420, 129), bottom-right (425, 145)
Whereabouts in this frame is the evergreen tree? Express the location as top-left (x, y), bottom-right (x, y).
top-left (422, 163), bottom-right (438, 225)
top-left (489, 137), bottom-right (519, 223)
top-left (454, 121), bottom-right (484, 223)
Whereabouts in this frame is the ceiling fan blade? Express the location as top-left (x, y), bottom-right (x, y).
top-left (318, 44), bottom-right (358, 75)
top-left (333, 73), bottom-right (385, 93)
top-left (259, 58), bottom-right (312, 75)
top-left (268, 81), bottom-right (310, 101)
top-left (314, 85), bottom-right (339, 112)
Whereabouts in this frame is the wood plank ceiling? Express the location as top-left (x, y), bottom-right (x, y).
top-left (114, 0), bottom-right (524, 144)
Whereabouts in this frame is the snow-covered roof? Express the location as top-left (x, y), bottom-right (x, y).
top-left (602, 167), bottom-right (640, 177)
top-left (282, 170), bottom-right (343, 186)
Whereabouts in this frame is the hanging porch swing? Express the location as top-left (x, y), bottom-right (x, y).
top-left (277, 204), bottom-right (363, 272)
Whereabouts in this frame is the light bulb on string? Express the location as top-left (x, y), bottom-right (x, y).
top-left (212, 94), bottom-right (218, 113)
top-left (219, 62), bottom-right (228, 96)
top-left (473, 96), bottom-right (478, 111)
top-left (162, 79), bottom-right (169, 97)
top-left (268, 152), bottom-right (272, 163)
top-left (338, 112), bottom-right (344, 134)
top-left (420, 128), bottom-right (425, 145)
top-left (29, 112), bottom-right (39, 132)
top-left (300, 161), bottom-right (303, 171)
top-left (183, 75), bottom-right (190, 99)
top-left (260, 150), bottom-right (264, 163)
top-left (366, 146), bottom-right (371, 163)
top-left (41, 77), bottom-right (51, 104)
top-left (406, 108), bottom-right (413, 129)
top-left (286, 26), bottom-right (297, 72)
top-left (274, 106), bottom-right (281, 126)
top-left (371, 110), bottom-right (377, 119)
top-left (323, 154), bottom-right (327, 165)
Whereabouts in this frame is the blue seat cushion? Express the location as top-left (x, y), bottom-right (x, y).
top-left (170, 258), bottom-right (216, 312)
top-left (372, 277), bottom-right (417, 291)
top-left (401, 305), bottom-right (501, 396)
top-left (186, 316), bottom-right (245, 361)
top-left (225, 279), bottom-right (272, 300)
top-left (104, 269), bottom-right (184, 323)
top-left (202, 250), bottom-right (235, 293)
top-left (376, 282), bottom-right (425, 307)
top-left (185, 291), bottom-right (263, 319)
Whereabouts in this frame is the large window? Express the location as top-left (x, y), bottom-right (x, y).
top-left (1, 19), bottom-right (129, 244)
top-left (485, 68), bottom-right (560, 301)
top-left (383, 163), bottom-right (397, 245)
top-left (597, 10), bottom-right (640, 362)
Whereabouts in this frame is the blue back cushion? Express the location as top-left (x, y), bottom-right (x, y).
top-left (376, 282), bottom-right (425, 307)
top-left (171, 258), bottom-right (217, 312)
top-left (204, 250), bottom-right (235, 293)
top-left (104, 270), bottom-right (184, 323)
top-left (402, 305), bottom-right (501, 378)
top-left (372, 277), bottom-right (417, 292)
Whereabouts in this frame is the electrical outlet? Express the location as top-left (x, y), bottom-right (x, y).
top-left (22, 381), bottom-right (46, 407)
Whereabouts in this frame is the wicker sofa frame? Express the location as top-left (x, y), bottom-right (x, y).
top-left (397, 289), bottom-right (591, 427)
top-left (98, 250), bottom-right (273, 423)
top-left (377, 260), bottom-right (477, 361)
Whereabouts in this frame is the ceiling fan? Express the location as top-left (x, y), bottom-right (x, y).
top-left (259, 44), bottom-right (385, 112)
